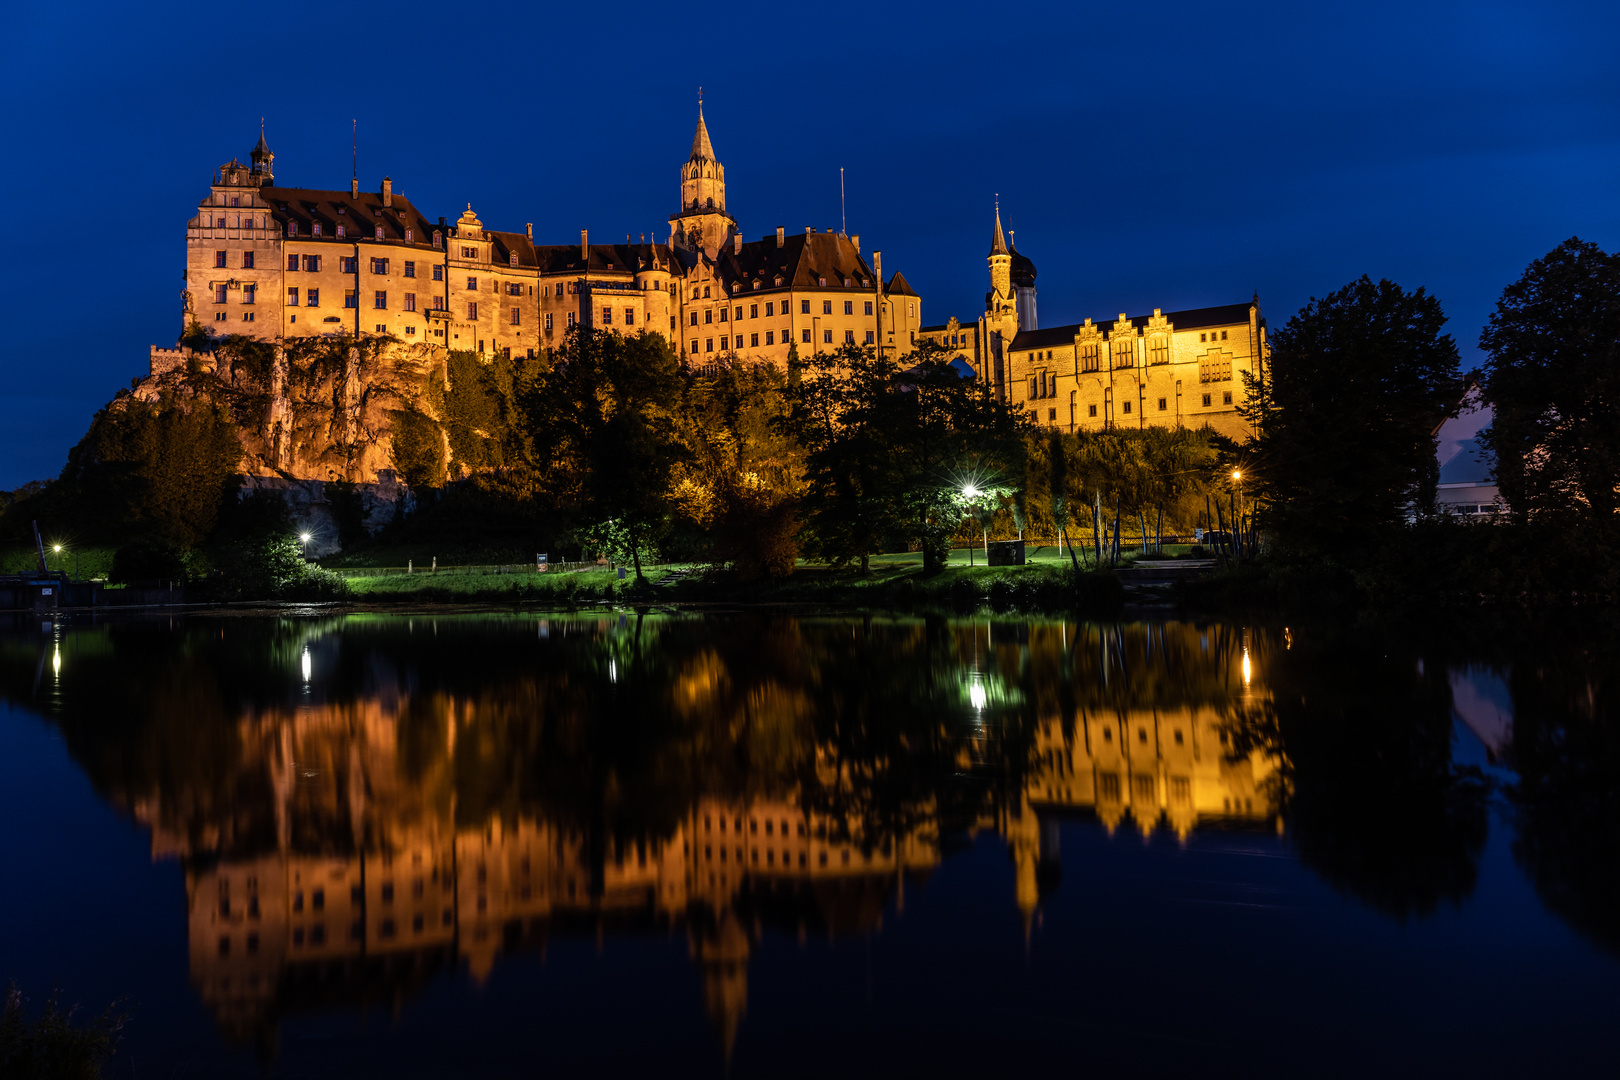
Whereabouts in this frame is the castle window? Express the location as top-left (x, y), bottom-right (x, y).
top-left (719, 308), bottom-right (728, 322)
top-left (432, 265), bottom-right (443, 282)
top-left (1149, 338), bottom-right (1168, 365)
top-left (553, 282), bottom-right (562, 296)
top-left (1081, 342), bottom-right (1099, 372)
top-left (1112, 337), bottom-right (1134, 368)
top-left (1200, 333), bottom-right (1206, 342)
top-left (823, 300), bottom-right (832, 315)
top-left (825, 329), bottom-right (834, 344)
top-left (230, 196), bottom-right (239, 207)
top-left (690, 312), bottom-right (698, 326)
top-left (214, 285), bottom-right (228, 304)
top-left (509, 253), bottom-right (518, 267)
top-left (865, 301), bottom-right (874, 316)
top-left (466, 277), bottom-right (477, 291)
top-left (370, 258), bottom-right (388, 274)
top-left (774, 275), bottom-right (783, 286)
top-left (468, 301), bottom-right (478, 319)
top-left (545, 313), bottom-right (554, 331)
top-left (909, 302), bottom-right (916, 318)
top-left (286, 221), bottom-right (297, 236)
top-left (506, 282), bottom-right (522, 296)
top-left (307, 288), bottom-right (319, 306)
top-left (405, 228), bottom-right (413, 242)
top-left (345, 290), bottom-right (357, 308)
top-left (403, 261), bottom-right (416, 278)
top-left (703, 286), bottom-right (711, 298)
top-left (374, 225), bottom-right (383, 240)
top-left (706, 197), bottom-right (713, 209)
top-left (818, 277), bottom-right (826, 287)
top-left (1122, 400), bottom-right (1132, 414)
top-left (753, 281), bottom-right (760, 290)
top-left (625, 309), bottom-right (634, 325)
top-left (1222, 330), bottom-right (1229, 340)
top-left (801, 299), bottom-right (811, 314)
top-left (215, 250), bottom-right (227, 268)
top-left (750, 333), bottom-right (759, 347)
top-left (601, 307), bottom-right (612, 324)
top-left (765, 302), bottom-right (774, 316)
top-left (286, 254), bottom-right (298, 272)
top-left (214, 216), bottom-right (225, 227)
top-left (243, 284), bottom-right (256, 304)
top-left (704, 309), bottom-right (712, 324)
top-left (1158, 397), bottom-right (1168, 411)
top-left (1028, 375), bottom-right (1038, 400)
top-left (462, 246), bottom-right (477, 259)
top-left (512, 306), bottom-right (522, 326)
top-left (304, 255), bottom-right (320, 272)
top-left (288, 288), bottom-right (299, 306)
top-left (705, 338), bottom-right (713, 352)
top-left (765, 331), bottom-right (774, 345)
top-left (720, 336), bottom-right (728, 349)
top-left (1089, 403), bottom-right (1098, 417)
top-left (690, 339), bottom-right (698, 353)
top-left (341, 256), bottom-right (358, 274)
top-left (864, 330), bottom-right (874, 344)
top-left (312, 222), bottom-right (322, 237)
top-left (1223, 390), bottom-right (1233, 405)
top-left (433, 231), bottom-right (443, 248)
top-left (1049, 408), bottom-right (1057, 421)
top-left (803, 328), bottom-right (812, 343)
top-left (404, 293), bottom-right (416, 312)
top-left (843, 301), bottom-right (853, 316)
top-left (430, 295), bottom-right (442, 310)
top-left (749, 304), bottom-right (758, 319)
top-left (1202, 393), bottom-right (1212, 407)
top-left (336, 225), bottom-right (346, 238)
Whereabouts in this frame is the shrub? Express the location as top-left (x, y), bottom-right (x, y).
top-left (110, 541), bottom-right (187, 584)
top-left (0, 983), bottom-right (127, 1080)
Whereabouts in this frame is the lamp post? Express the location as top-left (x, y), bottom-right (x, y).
top-left (962, 485), bottom-right (981, 566)
top-left (298, 532), bottom-right (312, 563)
top-left (1231, 470), bottom-right (1244, 549)
top-left (51, 544), bottom-right (62, 576)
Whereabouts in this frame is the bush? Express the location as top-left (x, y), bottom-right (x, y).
top-left (0, 984), bottom-right (126, 1080)
top-left (109, 541), bottom-right (187, 584)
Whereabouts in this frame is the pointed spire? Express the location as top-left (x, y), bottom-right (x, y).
top-left (691, 94), bottom-right (716, 162)
top-left (989, 197), bottom-right (1008, 257)
top-left (253, 118), bottom-right (271, 157)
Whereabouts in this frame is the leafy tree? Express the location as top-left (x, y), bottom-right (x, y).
top-left (1478, 237), bottom-right (1620, 522)
top-left (792, 341), bottom-right (1027, 573)
top-left (527, 326), bottom-right (688, 581)
top-left (1242, 276), bottom-right (1462, 556)
top-left (1, 984), bottom-right (127, 1080)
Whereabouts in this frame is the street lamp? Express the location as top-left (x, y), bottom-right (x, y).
top-left (961, 485), bottom-right (982, 565)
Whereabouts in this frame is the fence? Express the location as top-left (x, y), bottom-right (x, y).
top-left (331, 560), bottom-right (624, 579)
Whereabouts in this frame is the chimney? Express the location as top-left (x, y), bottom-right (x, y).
top-left (526, 223), bottom-right (533, 241)
top-left (851, 234), bottom-right (860, 254)
top-left (381, 176), bottom-right (392, 208)
top-left (733, 233), bottom-right (742, 256)
top-left (581, 229), bottom-right (588, 261)
top-left (805, 226), bottom-right (813, 234)
top-left (776, 226), bottom-right (784, 248)
top-left (350, 178), bottom-right (360, 198)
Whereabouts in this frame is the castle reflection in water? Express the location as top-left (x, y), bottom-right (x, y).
top-left (43, 615), bottom-right (1277, 1056)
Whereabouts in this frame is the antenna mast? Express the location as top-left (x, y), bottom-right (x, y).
top-left (351, 119), bottom-right (357, 181)
top-left (840, 167), bottom-right (846, 235)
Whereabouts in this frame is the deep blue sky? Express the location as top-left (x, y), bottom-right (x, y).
top-left (2, 0), bottom-right (1617, 489)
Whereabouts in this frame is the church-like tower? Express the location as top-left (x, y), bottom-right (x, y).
top-left (249, 123), bottom-right (274, 186)
top-left (983, 202), bottom-right (1020, 397)
top-left (669, 104), bottom-right (738, 259)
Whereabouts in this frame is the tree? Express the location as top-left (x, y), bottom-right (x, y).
top-left (1478, 238), bottom-right (1620, 522)
top-left (527, 326), bottom-right (688, 581)
top-left (1243, 276), bottom-right (1462, 556)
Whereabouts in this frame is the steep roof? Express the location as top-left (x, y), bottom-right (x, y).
top-left (989, 204), bottom-right (1008, 257)
top-left (530, 242), bottom-right (674, 275)
top-left (1010, 302), bottom-right (1257, 350)
top-left (260, 186), bottom-right (436, 247)
top-left (691, 107), bottom-right (716, 161)
top-left (708, 231), bottom-right (879, 293)
top-left (885, 270), bottom-right (918, 297)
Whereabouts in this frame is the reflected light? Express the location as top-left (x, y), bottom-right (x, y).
top-left (609, 658), bottom-right (618, 684)
top-left (300, 648), bottom-right (311, 682)
top-left (1241, 648), bottom-right (1252, 686)
top-left (52, 645), bottom-right (61, 677)
top-left (969, 680), bottom-right (987, 710)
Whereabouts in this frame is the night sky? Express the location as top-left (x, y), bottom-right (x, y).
top-left (2, 0), bottom-right (1616, 489)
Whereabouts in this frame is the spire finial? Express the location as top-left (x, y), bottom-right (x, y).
top-left (698, 85), bottom-right (703, 110)
top-left (990, 197), bottom-right (1009, 257)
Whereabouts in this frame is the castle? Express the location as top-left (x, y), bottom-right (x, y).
top-left (178, 111), bottom-right (921, 374)
top-left (168, 109), bottom-right (1263, 453)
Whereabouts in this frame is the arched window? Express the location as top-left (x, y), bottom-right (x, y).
top-left (706, 197), bottom-right (714, 209)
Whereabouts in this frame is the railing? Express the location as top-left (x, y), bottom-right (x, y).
top-left (331, 561), bottom-right (619, 579)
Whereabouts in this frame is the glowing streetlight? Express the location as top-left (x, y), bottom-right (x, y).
top-left (52, 544), bottom-right (62, 553)
top-left (298, 532), bottom-right (312, 544)
top-left (1231, 470), bottom-right (1241, 482)
top-left (962, 484), bottom-right (981, 500)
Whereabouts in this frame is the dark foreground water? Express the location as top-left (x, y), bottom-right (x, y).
top-left (1, 610), bottom-right (1617, 1078)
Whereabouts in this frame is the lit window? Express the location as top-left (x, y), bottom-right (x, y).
top-left (287, 288), bottom-right (299, 306)
top-left (307, 288), bottom-right (319, 307)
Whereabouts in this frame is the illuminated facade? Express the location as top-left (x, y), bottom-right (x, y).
top-left (172, 111), bottom-right (923, 373)
top-left (919, 205), bottom-right (1267, 439)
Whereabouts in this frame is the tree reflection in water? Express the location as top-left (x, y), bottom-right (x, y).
top-left (3, 610), bottom-right (1614, 1061)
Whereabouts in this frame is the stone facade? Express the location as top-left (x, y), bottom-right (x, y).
top-left (919, 204), bottom-right (1268, 439)
top-left (178, 109), bottom-right (923, 378)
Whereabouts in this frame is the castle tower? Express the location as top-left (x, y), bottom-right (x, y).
top-left (984, 202), bottom-right (1020, 399)
top-left (669, 102), bottom-right (738, 259)
top-left (1009, 231), bottom-right (1037, 332)
top-left (249, 123), bottom-right (274, 186)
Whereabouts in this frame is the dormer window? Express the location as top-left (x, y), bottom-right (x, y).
top-left (774, 275), bottom-right (783, 287)
top-left (337, 207), bottom-right (346, 215)
top-left (286, 221), bottom-right (297, 236)
top-left (404, 228), bottom-right (413, 242)
top-left (374, 225), bottom-right (383, 240)
top-left (336, 224), bottom-right (346, 238)
top-left (753, 280), bottom-right (760, 290)
top-left (313, 222), bottom-right (322, 237)
top-left (432, 231), bottom-right (442, 249)
top-left (509, 253), bottom-right (518, 267)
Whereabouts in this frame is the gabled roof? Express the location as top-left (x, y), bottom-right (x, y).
top-left (1009, 301), bottom-right (1257, 351)
top-left (531, 242), bottom-right (675, 275)
top-left (706, 231), bottom-right (879, 293)
top-left (259, 186), bottom-right (436, 247)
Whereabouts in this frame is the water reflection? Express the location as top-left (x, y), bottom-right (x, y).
top-left (2, 610), bottom-right (1617, 1066)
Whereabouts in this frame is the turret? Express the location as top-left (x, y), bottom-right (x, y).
top-left (670, 101), bottom-right (738, 259)
top-left (249, 123), bottom-right (274, 186)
